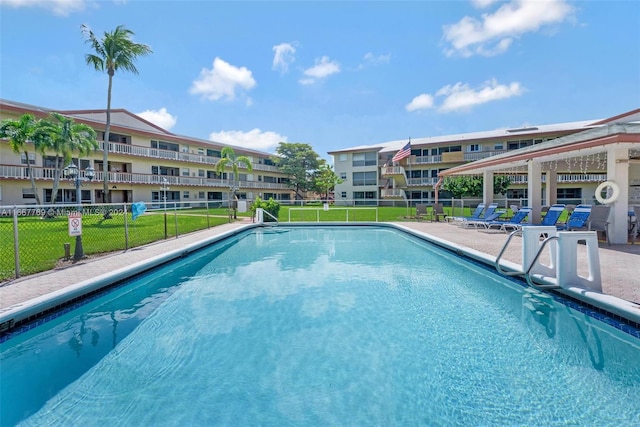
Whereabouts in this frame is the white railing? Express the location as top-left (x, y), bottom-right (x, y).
top-left (288, 206), bottom-right (378, 222)
top-left (407, 177), bottom-right (439, 186)
top-left (381, 189), bottom-right (406, 198)
top-left (101, 140), bottom-right (281, 172)
top-left (381, 166), bottom-right (405, 176)
top-left (0, 165), bottom-right (290, 189)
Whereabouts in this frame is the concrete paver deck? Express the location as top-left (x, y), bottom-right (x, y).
top-left (1, 220), bottom-right (639, 322)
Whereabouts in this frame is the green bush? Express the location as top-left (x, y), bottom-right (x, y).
top-left (251, 197), bottom-right (281, 221)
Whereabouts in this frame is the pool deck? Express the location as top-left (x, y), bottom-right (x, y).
top-left (1, 220), bottom-right (639, 328)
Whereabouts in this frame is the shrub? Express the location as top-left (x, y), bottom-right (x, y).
top-left (251, 197), bottom-right (281, 222)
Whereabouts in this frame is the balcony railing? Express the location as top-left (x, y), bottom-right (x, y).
top-left (101, 140), bottom-right (281, 172)
top-left (409, 150), bottom-right (508, 165)
top-left (381, 189), bottom-right (406, 198)
top-left (0, 165), bottom-right (290, 190)
top-left (407, 177), bottom-right (439, 186)
top-left (381, 166), bottom-right (405, 176)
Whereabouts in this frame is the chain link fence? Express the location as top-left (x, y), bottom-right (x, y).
top-left (0, 202), bottom-right (239, 281)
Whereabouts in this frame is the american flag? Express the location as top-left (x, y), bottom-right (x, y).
top-left (392, 141), bottom-right (411, 162)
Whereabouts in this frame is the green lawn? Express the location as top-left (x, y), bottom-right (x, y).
top-left (0, 204), bottom-right (475, 281)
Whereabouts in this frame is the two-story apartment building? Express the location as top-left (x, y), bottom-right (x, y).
top-left (0, 99), bottom-right (293, 207)
top-left (329, 110), bottom-right (640, 207)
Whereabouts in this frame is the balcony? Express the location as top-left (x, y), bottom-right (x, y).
top-left (407, 177), bottom-right (439, 187)
top-left (381, 189), bottom-right (406, 199)
top-left (100, 140), bottom-right (281, 172)
top-left (0, 165), bottom-right (291, 190)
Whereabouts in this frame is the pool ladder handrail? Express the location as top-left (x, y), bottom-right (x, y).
top-left (495, 229), bottom-right (561, 289)
top-left (261, 209), bottom-right (279, 225)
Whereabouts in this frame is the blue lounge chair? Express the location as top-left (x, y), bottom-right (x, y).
top-left (557, 205), bottom-right (591, 231)
top-left (480, 207), bottom-right (532, 232)
top-left (463, 210), bottom-right (506, 229)
top-left (524, 204), bottom-right (566, 228)
top-left (453, 203), bottom-right (499, 227)
top-left (448, 203), bottom-right (486, 223)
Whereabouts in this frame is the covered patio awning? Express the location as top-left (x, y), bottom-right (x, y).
top-left (438, 123), bottom-right (640, 244)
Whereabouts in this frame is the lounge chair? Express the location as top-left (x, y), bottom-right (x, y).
top-left (480, 207), bottom-right (532, 232)
top-left (587, 205), bottom-right (611, 246)
top-left (463, 210), bottom-right (506, 229)
top-left (557, 205), bottom-right (591, 231)
top-left (448, 203), bottom-right (486, 223)
top-left (453, 203), bottom-right (499, 226)
top-left (524, 204), bottom-right (566, 228)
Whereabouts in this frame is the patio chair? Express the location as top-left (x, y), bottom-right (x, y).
top-left (448, 203), bottom-right (485, 223)
top-left (454, 203), bottom-right (499, 227)
top-left (587, 205), bottom-right (611, 246)
top-left (416, 204), bottom-right (429, 221)
top-left (557, 205), bottom-right (591, 231)
top-left (631, 206), bottom-right (639, 244)
top-left (428, 203), bottom-right (448, 222)
top-left (462, 210), bottom-right (506, 229)
top-left (480, 207), bottom-right (532, 232)
top-left (525, 204), bottom-right (566, 228)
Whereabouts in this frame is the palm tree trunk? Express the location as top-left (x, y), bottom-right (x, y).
top-left (24, 150), bottom-right (42, 204)
top-left (103, 73), bottom-right (113, 204)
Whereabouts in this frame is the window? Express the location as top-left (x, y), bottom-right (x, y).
top-left (353, 191), bottom-right (376, 205)
top-left (197, 148), bottom-right (205, 155)
top-left (468, 144), bottom-right (480, 152)
top-left (557, 188), bottom-right (582, 199)
top-left (352, 171), bottom-right (377, 186)
top-left (340, 172), bottom-right (347, 180)
top-left (339, 154), bottom-right (348, 162)
top-left (198, 191), bottom-right (205, 199)
top-left (352, 151), bottom-right (377, 167)
top-left (340, 192), bottom-right (347, 198)
top-left (22, 188), bottom-right (36, 199)
top-left (198, 169), bottom-right (205, 177)
top-left (182, 168), bottom-right (190, 176)
top-left (507, 189), bottom-right (527, 199)
top-left (151, 140), bottom-right (179, 152)
top-left (494, 143), bottom-right (504, 150)
top-left (207, 149), bottom-right (222, 158)
top-left (20, 153), bottom-right (36, 165)
top-left (183, 191), bottom-right (190, 199)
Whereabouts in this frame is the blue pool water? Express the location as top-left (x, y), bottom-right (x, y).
top-left (1, 226), bottom-right (640, 426)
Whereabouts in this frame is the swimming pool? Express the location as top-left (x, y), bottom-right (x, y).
top-left (2, 226), bottom-right (639, 425)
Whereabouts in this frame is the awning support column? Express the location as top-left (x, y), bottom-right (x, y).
top-left (527, 160), bottom-right (543, 224)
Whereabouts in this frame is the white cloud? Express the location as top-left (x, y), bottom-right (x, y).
top-left (436, 79), bottom-right (525, 112)
top-left (443, 0), bottom-right (575, 57)
top-left (272, 42), bottom-right (297, 74)
top-left (189, 57), bottom-right (256, 101)
top-left (136, 108), bottom-right (177, 130)
top-left (299, 56), bottom-right (340, 84)
top-left (0, 0), bottom-right (87, 16)
top-left (406, 79), bottom-right (524, 113)
top-left (208, 129), bottom-right (287, 151)
top-left (356, 52), bottom-right (391, 70)
top-left (405, 94), bottom-right (435, 112)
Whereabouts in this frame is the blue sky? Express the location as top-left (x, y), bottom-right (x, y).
top-left (1, 0), bottom-right (638, 161)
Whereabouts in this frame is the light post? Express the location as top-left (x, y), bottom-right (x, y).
top-left (63, 162), bottom-right (94, 260)
top-left (161, 178), bottom-right (169, 239)
top-left (229, 183), bottom-right (239, 222)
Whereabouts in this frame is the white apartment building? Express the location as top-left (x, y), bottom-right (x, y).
top-left (329, 109), bottom-right (640, 207)
top-left (0, 99), bottom-right (293, 207)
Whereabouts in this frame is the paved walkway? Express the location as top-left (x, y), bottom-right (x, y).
top-left (1, 219), bottom-right (639, 319)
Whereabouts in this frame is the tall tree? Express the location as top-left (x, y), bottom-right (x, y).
top-left (82, 24), bottom-right (152, 203)
top-left (34, 113), bottom-right (98, 204)
top-left (215, 147), bottom-right (253, 219)
top-left (0, 113), bottom-right (44, 204)
top-left (272, 142), bottom-right (322, 200)
top-left (313, 162), bottom-right (342, 200)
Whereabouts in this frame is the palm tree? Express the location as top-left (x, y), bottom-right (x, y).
top-left (34, 113), bottom-right (98, 204)
top-left (215, 147), bottom-right (253, 219)
top-left (82, 24), bottom-right (152, 203)
top-left (0, 113), bottom-right (43, 204)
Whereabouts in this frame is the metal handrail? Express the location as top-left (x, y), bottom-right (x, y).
top-left (494, 229), bottom-right (524, 276)
top-left (524, 236), bottom-right (561, 289)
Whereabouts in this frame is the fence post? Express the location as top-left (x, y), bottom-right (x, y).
top-left (12, 205), bottom-right (20, 278)
top-left (174, 204), bottom-right (179, 238)
top-left (206, 201), bottom-right (211, 228)
top-left (124, 203), bottom-right (129, 250)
